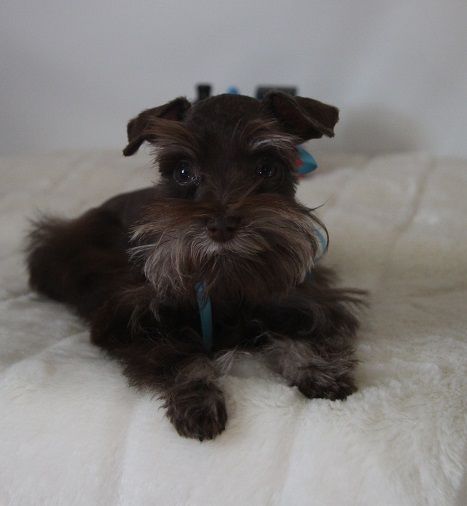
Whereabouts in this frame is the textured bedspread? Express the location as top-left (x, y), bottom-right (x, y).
top-left (0, 150), bottom-right (466, 505)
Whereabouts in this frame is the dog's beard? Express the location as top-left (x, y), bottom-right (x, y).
top-left (130, 194), bottom-right (325, 304)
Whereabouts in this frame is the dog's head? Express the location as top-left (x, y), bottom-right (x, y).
top-left (124, 93), bottom-right (338, 303)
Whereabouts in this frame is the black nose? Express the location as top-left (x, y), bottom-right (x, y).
top-left (206, 215), bottom-right (242, 242)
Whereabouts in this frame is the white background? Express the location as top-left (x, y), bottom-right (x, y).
top-left (1, 0), bottom-right (466, 158)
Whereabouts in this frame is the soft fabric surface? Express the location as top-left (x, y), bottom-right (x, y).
top-left (0, 150), bottom-right (466, 506)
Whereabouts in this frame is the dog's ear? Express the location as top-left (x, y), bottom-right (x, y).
top-left (262, 92), bottom-right (339, 141)
top-left (123, 97), bottom-right (191, 156)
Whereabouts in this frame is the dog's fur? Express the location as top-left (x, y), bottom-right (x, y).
top-left (26, 92), bottom-right (364, 440)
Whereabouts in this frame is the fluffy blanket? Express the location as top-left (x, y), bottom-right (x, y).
top-left (0, 150), bottom-right (466, 506)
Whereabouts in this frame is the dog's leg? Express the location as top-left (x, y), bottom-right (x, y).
top-left (260, 273), bottom-right (362, 400)
top-left (262, 335), bottom-right (357, 400)
top-left (162, 354), bottom-right (227, 441)
top-left (91, 303), bottom-right (227, 440)
top-left (124, 343), bottom-right (226, 441)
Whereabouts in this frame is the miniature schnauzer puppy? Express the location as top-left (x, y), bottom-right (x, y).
top-left (27, 92), bottom-right (363, 440)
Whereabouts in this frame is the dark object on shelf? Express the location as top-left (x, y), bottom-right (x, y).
top-left (255, 86), bottom-right (297, 100)
top-left (195, 84), bottom-right (212, 102)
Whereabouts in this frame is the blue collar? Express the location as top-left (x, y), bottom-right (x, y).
top-left (195, 281), bottom-right (213, 351)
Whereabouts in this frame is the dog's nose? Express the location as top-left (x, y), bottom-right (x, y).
top-left (206, 215), bottom-right (241, 242)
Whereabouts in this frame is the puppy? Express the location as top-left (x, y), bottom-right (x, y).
top-left (27, 92), bottom-right (363, 440)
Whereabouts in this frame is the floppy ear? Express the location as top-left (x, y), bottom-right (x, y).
top-left (123, 97), bottom-right (191, 156)
top-left (262, 92), bottom-right (339, 141)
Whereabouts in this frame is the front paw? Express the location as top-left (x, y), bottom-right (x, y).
top-left (295, 372), bottom-right (356, 401)
top-left (165, 381), bottom-right (227, 441)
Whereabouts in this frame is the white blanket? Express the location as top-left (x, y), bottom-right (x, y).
top-left (0, 150), bottom-right (466, 506)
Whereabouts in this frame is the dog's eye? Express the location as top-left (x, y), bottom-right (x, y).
top-left (256, 162), bottom-right (277, 178)
top-left (173, 161), bottom-right (197, 185)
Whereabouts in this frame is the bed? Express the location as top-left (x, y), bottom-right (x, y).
top-left (0, 150), bottom-right (465, 505)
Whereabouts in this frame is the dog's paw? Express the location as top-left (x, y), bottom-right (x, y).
top-left (295, 373), bottom-right (356, 401)
top-left (165, 381), bottom-right (227, 441)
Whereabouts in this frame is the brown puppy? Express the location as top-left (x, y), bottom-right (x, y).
top-left (27, 92), bottom-right (363, 440)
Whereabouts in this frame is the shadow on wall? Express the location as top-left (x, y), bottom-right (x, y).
top-left (315, 105), bottom-right (427, 156)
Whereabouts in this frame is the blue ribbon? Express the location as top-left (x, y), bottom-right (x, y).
top-left (195, 281), bottom-right (214, 352)
top-left (297, 146), bottom-right (318, 175)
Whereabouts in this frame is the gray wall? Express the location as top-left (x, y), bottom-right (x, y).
top-left (1, 0), bottom-right (466, 157)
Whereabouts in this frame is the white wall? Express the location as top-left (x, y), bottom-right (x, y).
top-left (1, 0), bottom-right (466, 157)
